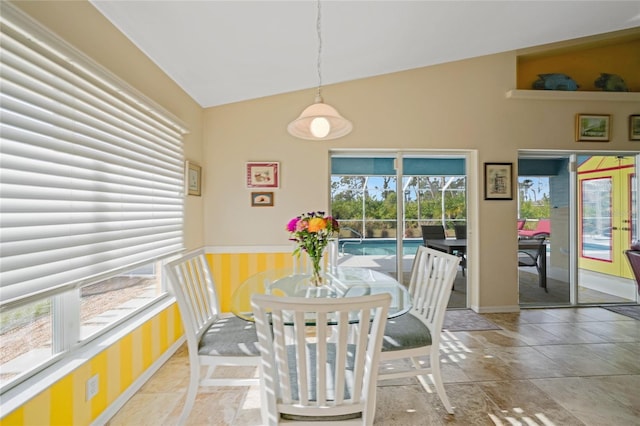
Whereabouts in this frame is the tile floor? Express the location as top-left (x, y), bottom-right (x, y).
top-left (107, 307), bottom-right (640, 425)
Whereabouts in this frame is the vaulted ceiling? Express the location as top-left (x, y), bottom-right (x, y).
top-left (90, 1), bottom-right (640, 108)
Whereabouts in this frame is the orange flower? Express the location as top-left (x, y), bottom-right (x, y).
top-left (307, 217), bottom-right (326, 233)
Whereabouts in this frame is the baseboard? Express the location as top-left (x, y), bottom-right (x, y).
top-left (91, 336), bottom-right (185, 426)
top-left (471, 305), bottom-right (520, 313)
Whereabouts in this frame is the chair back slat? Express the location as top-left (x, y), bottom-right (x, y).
top-left (316, 311), bottom-right (329, 406)
top-left (252, 293), bottom-right (390, 424)
top-left (408, 247), bottom-right (460, 333)
top-left (166, 250), bottom-right (220, 344)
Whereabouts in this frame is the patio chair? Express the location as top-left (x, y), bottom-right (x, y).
top-left (453, 224), bottom-right (467, 277)
top-left (166, 249), bottom-right (261, 425)
top-left (518, 235), bottom-right (547, 292)
top-left (421, 225), bottom-right (446, 246)
top-left (251, 293), bottom-right (391, 425)
top-left (624, 240), bottom-right (640, 295)
top-left (518, 219), bottom-right (550, 239)
top-left (378, 246), bottom-right (460, 414)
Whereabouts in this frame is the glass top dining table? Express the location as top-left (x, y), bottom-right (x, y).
top-left (230, 266), bottom-right (411, 322)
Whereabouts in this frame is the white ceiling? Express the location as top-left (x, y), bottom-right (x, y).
top-left (90, 1), bottom-right (640, 108)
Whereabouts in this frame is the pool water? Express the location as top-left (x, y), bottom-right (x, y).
top-left (339, 239), bottom-right (423, 256)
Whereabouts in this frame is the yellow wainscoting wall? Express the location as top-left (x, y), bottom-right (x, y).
top-left (1, 304), bottom-right (183, 425)
top-left (207, 250), bottom-right (298, 313)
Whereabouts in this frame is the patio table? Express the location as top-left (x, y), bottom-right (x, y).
top-left (425, 238), bottom-right (547, 290)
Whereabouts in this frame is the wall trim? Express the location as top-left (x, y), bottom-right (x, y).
top-left (206, 245), bottom-right (290, 254)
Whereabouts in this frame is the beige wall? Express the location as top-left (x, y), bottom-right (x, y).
top-left (11, 0), bottom-right (206, 251)
top-left (203, 50), bottom-right (638, 311)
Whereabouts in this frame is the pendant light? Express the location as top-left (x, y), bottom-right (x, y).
top-left (287, 1), bottom-right (352, 140)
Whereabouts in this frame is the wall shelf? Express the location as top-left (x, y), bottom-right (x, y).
top-left (505, 89), bottom-right (640, 102)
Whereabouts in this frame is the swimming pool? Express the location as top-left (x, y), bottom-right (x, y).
top-left (339, 239), bottom-right (423, 256)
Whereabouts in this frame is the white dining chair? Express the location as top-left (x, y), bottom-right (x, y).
top-left (166, 249), bottom-right (261, 425)
top-left (251, 293), bottom-right (391, 425)
top-left (377, 246), bottom-right (460, 414)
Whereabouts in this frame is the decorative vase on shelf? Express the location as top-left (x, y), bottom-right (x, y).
top-left (286, 211), bottom-right (339, 288)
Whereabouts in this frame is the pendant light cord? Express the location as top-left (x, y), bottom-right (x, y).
top-left (316, 0), bottom-right (323, 101)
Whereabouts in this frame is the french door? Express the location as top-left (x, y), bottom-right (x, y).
top-left (579, 155), bottom-right (637, 280)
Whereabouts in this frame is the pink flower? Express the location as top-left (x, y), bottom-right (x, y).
top-left (286, 218), bottom-right (300, 232)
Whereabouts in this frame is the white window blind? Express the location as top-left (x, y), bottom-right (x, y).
top-left (0, 5), bottom-right (187, 306)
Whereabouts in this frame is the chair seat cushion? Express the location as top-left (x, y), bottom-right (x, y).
top-left (198, 316), bottom-right (260, 356)
top-left (382, 313), bottom-right (432, 352)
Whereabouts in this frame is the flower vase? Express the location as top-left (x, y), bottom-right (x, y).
top-left (310, 255), bottom-right (323, 287)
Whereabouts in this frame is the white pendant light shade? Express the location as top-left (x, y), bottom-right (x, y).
top-left (287, 96), bottom-right (353, 140)
top-left (288, 1), bottom-right (353, 141)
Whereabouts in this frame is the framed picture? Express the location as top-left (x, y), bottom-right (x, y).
top-left (186, 161), bottom-right (201, 196)
top-left (251, 191), bottom-right (274, 207)
top-left (484, 162), bottom-right (513, 200)
top-left (575, 114), bottom-right (610, 142)
top-left (630, 115), bottom-right (640, 141)
top-left (246, 162), bottom-right (279, 188)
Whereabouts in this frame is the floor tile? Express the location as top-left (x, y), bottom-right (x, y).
top-left (107, 307), bottom-right (640, 426)
top-left (531, 375), bottom-right (640, 425)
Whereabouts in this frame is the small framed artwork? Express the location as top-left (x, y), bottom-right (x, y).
top-left (186, 161), bottom-right (202, 196)
top-left (629, 115), bottom-right (640, 141)
top-left (575, 114), bottom-right (610, 142)
top-left (246, 162), bottom-right (279, 188)
top-left (484, 162), bottom-right (513, 200)
top-left (251, 191), bottom-right (274, 207)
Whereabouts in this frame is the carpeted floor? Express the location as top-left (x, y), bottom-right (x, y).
top-left (602, 305), bottom-right (640, 321)
top-left (443, 309), bottom-right (501, 331)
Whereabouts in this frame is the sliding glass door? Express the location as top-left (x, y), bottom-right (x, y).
top-left (518, 155), bottom-right (571, 305)
top-left (330, 152), bottom-right (468, 308)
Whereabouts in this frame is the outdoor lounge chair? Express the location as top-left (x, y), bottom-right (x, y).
top-left (518, 219), bottom-right (550, 239)
top-left (518, 236), bottom-right (547, 292)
